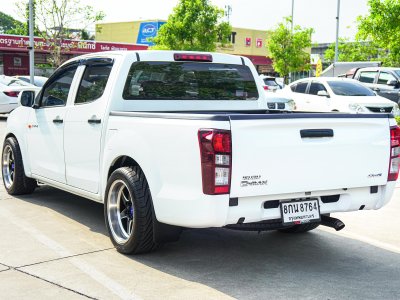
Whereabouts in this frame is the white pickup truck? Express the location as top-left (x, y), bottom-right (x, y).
top-left (2, 51), bottom-right (399, 254)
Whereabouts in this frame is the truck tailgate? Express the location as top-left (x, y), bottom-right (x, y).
top-left (229, 115), bottom-right (390, 198)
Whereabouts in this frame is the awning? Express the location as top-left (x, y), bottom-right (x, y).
top-left (240, 54), bottom-right (272, 65)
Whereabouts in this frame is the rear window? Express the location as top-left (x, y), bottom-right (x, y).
top-left (327, 81), bottom-right (375, 96)
top-left (123, 62), bottom-right (259, 100)
top-left (263, 79), bottom-right (278, 86)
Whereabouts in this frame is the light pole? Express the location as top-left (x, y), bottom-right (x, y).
top-left (289, 0), bottom-right (294, 83)
top-left (28, 0), bottom-right (34, 84)
top-left (291, 0), bottom-right (294, 32)
top-left (334, 0), bottom-right (341, 63)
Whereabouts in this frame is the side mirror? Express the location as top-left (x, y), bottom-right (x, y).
top-left (387, 79), bottom-right (398, 86)
top-left (317, 90), bottom-right (330, 97)
top-left (19, 90), bottom-right (35, 107)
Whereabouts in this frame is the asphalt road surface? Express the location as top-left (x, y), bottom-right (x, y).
top-left (0, 115), bottom-right (399, 300)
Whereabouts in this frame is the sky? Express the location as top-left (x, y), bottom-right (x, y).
top-left (1, 0), bottom-right (370, 43)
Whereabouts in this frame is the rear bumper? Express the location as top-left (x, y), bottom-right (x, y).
top-left (155, 183), bottom-right (396, 228)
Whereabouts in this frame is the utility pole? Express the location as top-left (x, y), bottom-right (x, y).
top-left (28, 0), bottom-right (34, 84)
top-left (291, 0), bottom-right (294, 32)
top-left (289, 0), bottom-right (294, 83)
top-left (334, 0), bottom-right (340, 63)
top-left (225, 5), bottom-right (232, 23)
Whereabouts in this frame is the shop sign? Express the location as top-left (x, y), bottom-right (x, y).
top-left (256, 38), bottom-right (262, 48)
top-left (0, 34), bottom-right (147, 54)
top-left (245, 37), bottom-right (251, 47)
top-left (136, 21), bottom-right (166, 46)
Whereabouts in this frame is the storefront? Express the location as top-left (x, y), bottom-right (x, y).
top-left (95, 20), bottom-right (274, 73)
top-left (0, 34), bottom-right (148, 76)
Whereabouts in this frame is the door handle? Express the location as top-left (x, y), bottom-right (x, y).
top-left (88, 116), bottom-right (101, 124)
top-left (53, 117), bottom-right (63, 124)
top-left (300, 129), bottom-right (334, 138)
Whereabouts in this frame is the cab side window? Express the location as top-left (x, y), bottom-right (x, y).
top-left (293, 81), bottom-right (308, 94)
top-left (358, 71), bottom-right (377, 83)
top-left (308, 82), bottom-right (327, 95)
top-left (377, 72), bottom-right (396, 85)
top-left (75, 64), bottom-right (113, 104)
top-left (41, 66), bottom-right (78, 107)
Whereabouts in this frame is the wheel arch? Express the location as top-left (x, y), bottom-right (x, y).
top-left (2, 132), bottom-right (31, 177)
top-left (4, 132), bottom-right (17, 140)
top-left (107, 155), bottom-right (140, 179)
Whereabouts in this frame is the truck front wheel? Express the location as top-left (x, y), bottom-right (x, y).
top-left (1, 137), bottom-right (36, 195)
top-left (104, 166), bottom-right (158, 254)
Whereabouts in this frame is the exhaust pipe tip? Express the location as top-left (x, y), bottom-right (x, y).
top-left (333, 220), bottom-right (345, 231)
top-left (321, 215), bottom-right (345, 231)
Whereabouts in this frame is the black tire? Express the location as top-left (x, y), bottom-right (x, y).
top-left (1, 137), bottom-right (36, 195)
top-left (104, 166), bottom-right (158, 254)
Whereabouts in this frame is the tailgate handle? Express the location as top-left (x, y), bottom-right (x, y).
top-left (300, 129), bottom-right (334, 138)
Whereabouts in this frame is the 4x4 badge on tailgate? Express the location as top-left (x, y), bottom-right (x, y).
top-left (368, 173), bottom-right (382, 178)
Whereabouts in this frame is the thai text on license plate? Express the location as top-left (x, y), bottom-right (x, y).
top-left (280, 199), bottom-right (321, 226)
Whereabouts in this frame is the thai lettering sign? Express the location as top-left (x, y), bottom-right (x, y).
top-left (0, 34), bottom-right (147, 54)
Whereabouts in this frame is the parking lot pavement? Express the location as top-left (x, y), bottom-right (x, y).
top-left (1, 117), bottom-right (400, 300)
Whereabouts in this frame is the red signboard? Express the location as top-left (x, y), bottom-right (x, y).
top-left (245, 37), bottom-right (251, 47)
top-left (0, 34), bottom-right (148, 54)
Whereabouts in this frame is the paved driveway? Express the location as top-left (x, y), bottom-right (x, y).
top-left (0, 116), bottom-right (399, 300)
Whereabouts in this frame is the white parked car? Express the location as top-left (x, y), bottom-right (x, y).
top-left (2, 51), bottom-right (398, 254)
top-left (265, 94), bottom-right (295, 111)
top-left (259, 75), bottom-right (281, 92)
top-left (281, 77), bottom-right (399, 114)
top-left (13, 75), bottom-right (48, 87)
top-left (0, 75), bottom-right (39, 114)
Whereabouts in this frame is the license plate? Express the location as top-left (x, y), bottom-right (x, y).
top-left (280, 199), bottom-right (320, 225)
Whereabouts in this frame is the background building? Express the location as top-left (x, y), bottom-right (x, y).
top-left (95, 20), bottom-right (274, 74)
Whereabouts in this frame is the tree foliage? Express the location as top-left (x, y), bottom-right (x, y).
top-left (324, 38), bottom-right (384, 63)
top-left (152, 0), bottom-right (231, 51)
top-left (357, 0), bottom-right (400, 66)
top-left (16, 0), bottom-right (105, 67)
top-left (0, 12), bottom-right (24, 34)
top-left (268, 17), bottom-right (314, 83)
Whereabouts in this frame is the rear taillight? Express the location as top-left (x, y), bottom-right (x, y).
top-left (3, 91), bottom-right (20, 97)
top-left (388, 126), bottom-right (400, 181)
top-left (263, 86), bottom-right (269, 90)
top-left (198, 129), bottom-right (231, 195)
top-left (174, 53), bottom-right (213, 62)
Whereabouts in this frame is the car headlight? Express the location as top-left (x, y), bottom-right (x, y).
top-left (349, 103), bottom-right (366, 113)
top-left (287, 99), bottom-right (296, 111)
top-left (392, 104), bottom-right (400, 116)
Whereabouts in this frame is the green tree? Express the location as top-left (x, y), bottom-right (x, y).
top-left (267, 17), bottom-right (314, 83)
top-left (16, 0), bottom-right (105, 67)
top-left (152, 0), bottom-right (231, 51)
top-left (357, 0), bottom-right (400, 66)
top-left (0, 12), bottom-right (24, 34)
top-left (2, 3), bottom-right (41, 36)
top-left (324, 38), bottom-right (384, 63)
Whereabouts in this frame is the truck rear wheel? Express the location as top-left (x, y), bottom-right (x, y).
top-left (104, 166), bottom-right (158, 254)
top-left (1, 137), bottom-right (36, 195)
